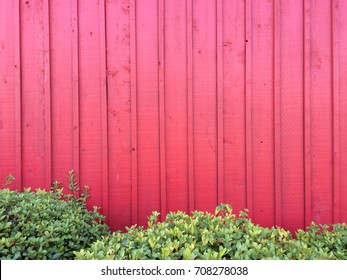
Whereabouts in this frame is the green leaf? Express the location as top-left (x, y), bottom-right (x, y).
top-left (13, 252), bottom-right (20, 260)
top-left (182, 248), bottom-right (193, 260)
top-left (52, 253), bottom-right (62, 260)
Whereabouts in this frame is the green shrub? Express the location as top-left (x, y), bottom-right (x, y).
top-left (75, 204), bottom-right (340, 260)
top-left (2, 168), bottom-right (346, 261)
top-left (0, 177), bottom-right (110, 259)
top-left (296, 222), bottom-right (347, 259)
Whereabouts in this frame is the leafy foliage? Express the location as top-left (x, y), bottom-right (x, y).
top-left (1, 174), bottom-right (15, 188)
top-left (1, 171), bottom-right (346, 260)
top-left (296, 222), bottom-right (347, 259)
top-left (0, 171), bottom-right (110, 260)
top-left (75, 205), bottom-right (346, 260)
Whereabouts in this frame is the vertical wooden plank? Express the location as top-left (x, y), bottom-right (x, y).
top-left (164, 0), bottom-right (189, 213)
top-left (0, 0), bottom-right (21, 190)
top-left (106, 0), bottom-right (132, 231)
top-left (339, 0), bottom-right (347, 223)
top-left (72, 0), bottom-right (80, 185)
top-left (245, 0), bottom-right (253, 217)
top-left (192, 0), bottom-right (217, 213)
top-left (50, 0), bottom-right (74, 190)
top-left (158, 0), bottom-right (167, 220)
top-left (130, 0), bottom-right (138, 225)
top-left (99, 0), bottom-right (109, 223)
top-left (49, 0), bottom-right (73, 188)
top-left (304, 0), bottom-right (312, 226)
top-left (273, 0), bottom-right (282, 227)
top-left (216, 0), bottom-right (224, 205)
top-left (223, 0), bottom-right (246, 214)
top-left (280, 0), bottom-right (305, 232)
top-left (0, 0), bottom-right (11, 183)
top-left (186, 0), bottom-right (195, 212)
top-left (79, 0), bottom-right (104, 210)
top-left (332, 0), bottom-right (340, 224)
top-left (14, 0), bottom-right (22, 191)
top-left (136, 0), bottom-right (160, 226)
top-left (310, 0), bottom-right (333, 224)
top-left (43, 0), bottom-right (51, 189)
top-left (20, 0), bottom-right (47, 189)
top-left (251, 0), bottom-right (275, 227)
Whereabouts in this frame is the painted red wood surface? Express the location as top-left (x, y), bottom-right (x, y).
top-left (1, 0), bottom-right (347, 232)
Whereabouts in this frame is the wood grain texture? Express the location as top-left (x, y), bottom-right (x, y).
top-left (99, 0), bottom-right (109, 222)
top-left (216, 0), bottom-right (224, 205)
top-left (130, 0), bottom-right (138, 225)
top-left (0, 0), bottom-right (21, 190)
top-left (136, 0), bottom-right (160, 226)
top-left (20, 0), bottom-right (47, 189)
top-left (164, 0), bottom-right (189, 214)
top-left (339, 0), bottom-right (347, 223)
top-left (245, 0), bottom-right (253, 218)
top-left (310, 0), bottom-right (333, 225)
top-left (332, 0), bottom-right (340, 224)
top-left (192, 0), bottom-right (217, 213)
top-left (158, 0), bottom-right (167, 221)
top-left (187, 0), bottom-right (195, 213)
top-left (43, 0), bottom-right (52, 190)
top-left (304, 0), bottom-right (312, 226)
top-left (273, 0), bottom-right (282, 227)
top-left (50, 0), bottom-right (74, 192)
top-left (280, 0), bottom-right (305, 232)
top-left (251, 0), bottom-right (275, 227)
top-left (1, 0), bottom-right (346, 231)
top-left (106, 0), bottom-right (132, 230)
top-left (223, 0), bottom-right (247, 214)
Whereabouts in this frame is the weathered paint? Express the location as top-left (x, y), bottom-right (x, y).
top-left (0, 0), bottom-right (346, 232)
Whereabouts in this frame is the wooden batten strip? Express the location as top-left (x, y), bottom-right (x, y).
top-left (130, 0), bottom-right (138, 225)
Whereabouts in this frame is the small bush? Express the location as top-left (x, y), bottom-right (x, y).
top-left (296, 222), bottom-right (347, 259)
top-left (0, 183), bottom-right (110, 260)
top-left (75, 204), bottom-right (344, 260)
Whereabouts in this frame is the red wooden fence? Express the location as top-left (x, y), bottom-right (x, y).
top-left (1, 0), bottom-right (347, 232)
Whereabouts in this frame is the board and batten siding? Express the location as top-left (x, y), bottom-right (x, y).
top-left (0, 0), bottom-right (346, 232)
